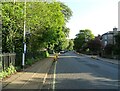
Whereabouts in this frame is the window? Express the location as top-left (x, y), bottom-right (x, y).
top-left (105, 41), bottom-right (107, 46)
top-left (105, 35), bottom-right (107, 40)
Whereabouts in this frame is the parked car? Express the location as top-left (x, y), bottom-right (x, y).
top-left (60, 51), bottom-right (65, 54)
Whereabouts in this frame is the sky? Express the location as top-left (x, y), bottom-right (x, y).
top-left (57, 0), bottom-right (119, 39)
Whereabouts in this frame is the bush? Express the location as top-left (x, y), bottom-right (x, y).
top-left (15, 66), bottom-right (21, 71)
top-left (104, 44), bottom-right (114, 55)
top-left (14, 51), bottom-right (50, 70)
top-left (7, 64), bottom-right (16, 75)
top-left (46, 51), bottom-right (49, 57)
top-left (0, 70), bottom-right (8, 79)
top-left (0, 64), bottom-right (16, 79)
top-left (25, 59), bottom-right (33, 66)
top-left (15, 52), bottom-right (22, 67)
top-left (41, 51), bottom-right (49, 58)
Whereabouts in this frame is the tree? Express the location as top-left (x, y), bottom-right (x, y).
top-left (74, 29), bottom-right (94, 52)
top-left (87, 36), bottom-right (103, 54)
top-left (67, 39), bottom-right (74, 50)
top-left (25, 2), bottom-right (65, 52)
top-left (2, 2), bottom-right (67, 52)
top-left (59, 2), bottom-right (72, 22)
top-left (50, 2), bottom-right (72, 52)
top-left (2, 2), bottom-right (24, 53)
top-left (62, 26), bottom-right (70, 37)
top-left (2, 1), bottom-right (73, 65)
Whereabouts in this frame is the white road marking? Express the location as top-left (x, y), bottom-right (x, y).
top-left (43, 70), bottom-right (49, 84)
top-left (53, 61), bottom-right (57, 91)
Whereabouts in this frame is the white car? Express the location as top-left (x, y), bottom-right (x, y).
top-left (60, 51), bottom-right (65, 54)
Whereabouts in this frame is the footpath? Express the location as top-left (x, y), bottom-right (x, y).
top-left (76, 52), bottom-right (119, 65)
top-left (2, 55), bottom-right (55, 90)
top-left (95, 56), bottom-right (119, 65)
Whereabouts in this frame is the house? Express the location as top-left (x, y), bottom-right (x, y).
top-left (101, 27), bottom-right (118, 47)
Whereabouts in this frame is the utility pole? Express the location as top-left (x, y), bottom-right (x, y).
top-left (0, 3), bottom-right (2, 54)
top-left (22, 0), bottom-right (26, 69)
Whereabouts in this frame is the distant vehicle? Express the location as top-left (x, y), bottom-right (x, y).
top-left (60, 51), bottom-right (65, 54)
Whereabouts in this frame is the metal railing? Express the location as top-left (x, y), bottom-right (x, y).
top-left (0, 53), bottom-right (16, 71)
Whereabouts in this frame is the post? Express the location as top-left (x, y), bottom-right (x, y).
top-left (22, 0), bottom-right (26, 69)
top-left (0, 2), bottom-right (2, 55)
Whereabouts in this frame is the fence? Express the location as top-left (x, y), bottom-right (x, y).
top-left (0, 53), bottom-right (16, 71)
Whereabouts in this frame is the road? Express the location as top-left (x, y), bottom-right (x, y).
top-left (42, 51), bottom-right (119, 90)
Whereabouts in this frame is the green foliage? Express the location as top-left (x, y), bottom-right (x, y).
top-left (59, 2), bottom-right (73, 22)
top-left (0, 64), bottom-right (16, 79)
top-left (48, 2), bottom-right (72, 52)
top-left (46, 51), bottom-right (50, 57)
top-left (2, 1), bottom-right (72, 66)
top-left (25, 51), bottom-right (49, 66)
top-left (54, 38), bottom-right (69, 52)
top-left (15, 66), bottom-right (21, 71)
top-left (2, 2), bottom-right (24, 53)
top-left (74, 29), bottom-right (94, 52)
top-left (0, 70), bottom-right (7, 79)
top-left (25, 2), bottom-right (68, 53)
top-left (62, 26), bottom-right (70, 37)
top-left (26, 59), bottom-right (33, 66)
top-left (67, 39), bottom-right (74, 50)
top-left (87, 37), bottom-right (103, 54)
top-left (42, 51), bottom-right (49, 58)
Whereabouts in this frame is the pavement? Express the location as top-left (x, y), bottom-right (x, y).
top-left (96, 56), bottom-right (119, 65)
top-left (75, 52), bottom-right (119, 65)
top-left (2, 55), bottom-right (55, 90)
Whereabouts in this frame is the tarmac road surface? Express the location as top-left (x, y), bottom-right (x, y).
top-left (42, 51), bottom-right (119, 90)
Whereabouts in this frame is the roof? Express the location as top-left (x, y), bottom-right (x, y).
top-left (102, 32), bottom-right (114, 36)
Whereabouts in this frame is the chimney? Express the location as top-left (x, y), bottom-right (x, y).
top-left (113, 27), bottom-right (117, 34)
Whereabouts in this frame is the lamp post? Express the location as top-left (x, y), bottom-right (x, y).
top-left (0, 23), bottom-right (2, 54)
top-left (22, 0), bottom-right (26, 69)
